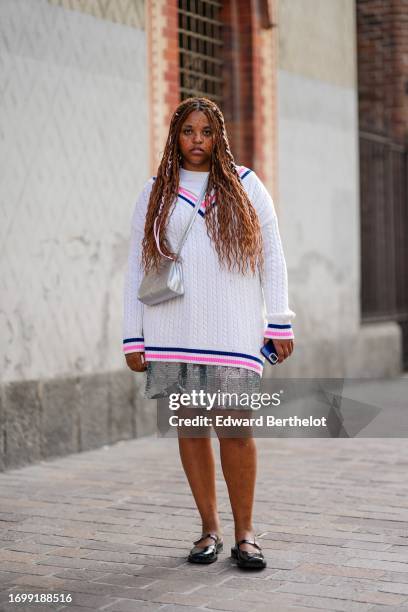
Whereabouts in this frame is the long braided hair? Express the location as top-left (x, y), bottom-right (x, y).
top-left (141, 97), bottom-right (264, 276)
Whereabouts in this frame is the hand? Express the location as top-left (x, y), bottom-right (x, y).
top-left (263, 338), bottom-right (294, 363)
top-left (125, 352), bottom-right (147, 372)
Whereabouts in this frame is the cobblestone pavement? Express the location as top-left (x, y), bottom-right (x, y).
top-left (1, 409), bottom-right (408, 611)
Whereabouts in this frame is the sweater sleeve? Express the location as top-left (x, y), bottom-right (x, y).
top-left (250, 172), bottom-right (296, 340)
top-left (122, 178), bottom-right (153, 355)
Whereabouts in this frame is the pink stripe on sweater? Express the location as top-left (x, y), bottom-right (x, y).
top-left (178, 188), bottom-right (216, 208)
top-left (264, 330), bottom-right (294, 338)
top-left (123, 344), bottom-right (144, 352)
top-left (179, 187), bottom-right (196, 199)
top-left (145, 353), bottom-right (262, 374)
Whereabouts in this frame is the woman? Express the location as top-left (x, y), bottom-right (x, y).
top-left (123, 97), bottom-right (295, 570)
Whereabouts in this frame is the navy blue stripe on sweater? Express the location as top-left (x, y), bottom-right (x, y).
top-left (152, 167), bottom-right (253, 215)
top-left (178, 194), bottom-right (206, 217)
top-left (267, 324), bottom-right (292, 329)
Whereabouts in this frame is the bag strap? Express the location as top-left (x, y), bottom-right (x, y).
top-left (153, 176), bottom-right (209, 261)
top-left (175, 176), bottom-right (209, 257)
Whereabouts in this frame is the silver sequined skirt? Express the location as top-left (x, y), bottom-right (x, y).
top-left (144, 361), bottom-right (261, 408)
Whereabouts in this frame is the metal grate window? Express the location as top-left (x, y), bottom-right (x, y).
top-left (178, 0), bottom-right (224, 103)
top-left (359, 131), bottom-right (408, 366)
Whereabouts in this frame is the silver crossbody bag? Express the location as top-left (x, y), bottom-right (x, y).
top-left (137, 176), bottom-right (209, 306)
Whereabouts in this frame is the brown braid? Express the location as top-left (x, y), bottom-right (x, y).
top-left (141, 97), bottom-right (264, 277)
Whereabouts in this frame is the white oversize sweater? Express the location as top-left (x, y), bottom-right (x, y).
top-left (122, 165), bottom-right (296, 376)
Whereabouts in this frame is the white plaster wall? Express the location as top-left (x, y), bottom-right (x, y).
top-left (277, 0), bottom-right (361, 343)
top-left (0, 0), bottom-right (148, 383)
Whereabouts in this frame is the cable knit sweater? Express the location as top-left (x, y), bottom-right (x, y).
top-left (122, 165), bottom-right (296, 376)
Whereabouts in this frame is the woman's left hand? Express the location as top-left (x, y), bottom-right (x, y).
top-left (263, 338), bottom-right (294, 363)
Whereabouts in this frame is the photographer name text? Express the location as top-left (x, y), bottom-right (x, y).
top-left (169, 415), bottom-right (327, 428)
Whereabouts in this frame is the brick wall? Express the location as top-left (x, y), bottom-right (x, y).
top-left (357, 0), bottom-right (408, 367)
top-left (220, 0), bottom-right (277, 196)
top-left (148, 0), bottom-right (278, 196)
top-left (356, 0), bottom-right (408, 143)
top-left (146, 0), bottom-right (180, 173)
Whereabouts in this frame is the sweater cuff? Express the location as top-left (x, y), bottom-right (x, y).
top-left (123, 337), bottom-right (145, 354)
top-left (264, 323), bottom-right (294, 340)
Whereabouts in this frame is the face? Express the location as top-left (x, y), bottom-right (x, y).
top-left (178, 110), bottom-right (214, 171)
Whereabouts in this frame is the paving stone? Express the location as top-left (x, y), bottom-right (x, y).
top-left (0, 607), bottom-right (63, 612)
top-left (289, 562), bottom-right (386, 580)
top-left (93, 575), bottom-right (201, 592)
top-left (62, 592), bottom-right (119, 608)
top-left (103, 601), bottom-right (172, 611)
top-left (204, 600), bottom-right (270, 612)
top-left (343, 558), bottom-right (408, 573)
top-left (53, 562), bottom-right (146, 575)
top-left (35, 556), bottom-right (110, 570)
top-left (253, 607), bottom-right (327, 612)
top-left (9, 574), bottom-right (158, 600)
top-left (156, 606), bottom-right (202, 612)
top-left (206, 591), bottom-right (364, 611)
top-left (0, 533), bottom-right (24, 543)
top-left (320, 575), bottom-right (408, 595)
top-left (0, 571), bottom-right (20, 586)
top-left (58, 608), bottom-right (105, 612)
top-left (0, 549), bottom-right (38, 564)
top-left (0, 562), bottom-right (70, 576)
top-left (111, 565), bottom-right (231, 584)
top-left (2, 543), bottom-right (65, 556)
top-left (253, 607), bottom-right (326, 612)
top-left (275, 581), bottom-right (408, 606)
top-left (145, 590), bottom-right (212, 606)
top-left (380, 571), bottom-right (408, 584)
top-left (81, 549), bottom-right (183, 562)
top-left (368, 607), bottom-right (408, 612)
top-left (48, 568), bottom-right (120, 582)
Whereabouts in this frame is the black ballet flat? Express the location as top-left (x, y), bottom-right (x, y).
top-left (188, 532), bottom-right (223, 564)
top-left (231, 538), bottom-right (267, 569)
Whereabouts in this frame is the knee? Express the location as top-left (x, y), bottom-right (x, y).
top-left (218, 435), bottom-right (255, 450)
top-left (178, 428), bottom-right (212, 441)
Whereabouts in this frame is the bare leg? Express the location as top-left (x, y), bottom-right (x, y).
top-left (177, 412), bottom-right (222, 547)
top-left (216, 419), bottom-right (259, 553)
